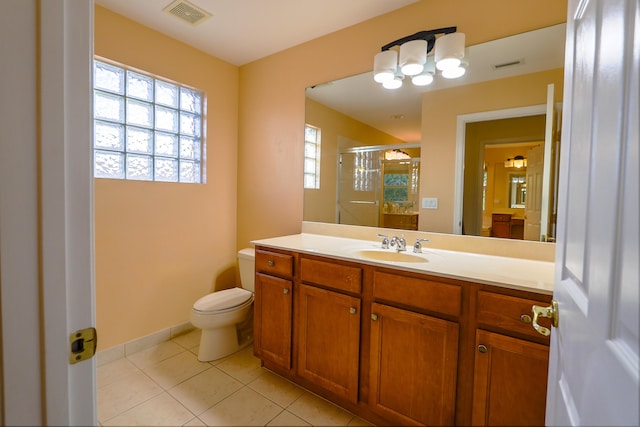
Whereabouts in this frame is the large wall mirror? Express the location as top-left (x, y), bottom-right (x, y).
top-left (304, 23), bottom-right (566, 242)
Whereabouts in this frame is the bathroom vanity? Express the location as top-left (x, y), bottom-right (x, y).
top-left (252, 231), bottom-right (554, 426)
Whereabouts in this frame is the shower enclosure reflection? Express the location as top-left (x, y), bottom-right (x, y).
top-left (338, 144), bottom-right (420, 230)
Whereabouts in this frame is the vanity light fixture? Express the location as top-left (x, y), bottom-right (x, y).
top-left (505, 155), bottom-right (528, 168)
top-left (513, 155), bottom-right (527, 168)
top-left (373, 27), bottom-right (467, 89)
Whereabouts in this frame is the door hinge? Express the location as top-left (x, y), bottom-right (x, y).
top-left (69, 327), bottom-right (97, 364)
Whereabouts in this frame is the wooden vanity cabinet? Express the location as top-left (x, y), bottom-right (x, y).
top-left (471, 290), bottom-right (552, 426)
top-left (252, 246), bottom-right (552, 426)
top-left (369, 271), bottom-right (462, 426)
top-left (491, 214), bottom-right (512, 238)
top-left (297, 257), bottom-right (363, 403)
top-left (491, 213), bottom-right (525, 240)
top-left (253, 249), bottom-right (294, 371)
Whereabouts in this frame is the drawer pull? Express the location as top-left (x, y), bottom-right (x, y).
top-left (283, 288), bottom-right (289, 295)
top-left (349, 307), bottom-right (357, 315)
top-left (371, 313), bottom-right (379, 321)
top-left (267, 260), bottom-right (275, 267)
top-left (478, 344), bottom-right (488, 353)
top-left (520, 314), bottom-right (532, 324)
top-left (531, 300), bottom-right (559, 336)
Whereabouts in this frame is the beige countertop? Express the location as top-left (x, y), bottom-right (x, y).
top-left (251, 232), bottom-right (555, 295)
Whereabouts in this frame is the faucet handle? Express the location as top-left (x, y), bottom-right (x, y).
top-left (413, 238), bottom-right (430, 253)
top-left (376, 233), bottom-right (389, 249)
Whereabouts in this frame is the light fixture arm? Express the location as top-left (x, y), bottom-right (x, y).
top-left (379, 26), bottom-right (457, 53)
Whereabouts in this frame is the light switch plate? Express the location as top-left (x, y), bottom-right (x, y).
top-left (422, 197), bottom-right (438, 209)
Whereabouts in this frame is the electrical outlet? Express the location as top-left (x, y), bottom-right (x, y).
top-left (422, 197), bottom-right (438, 209)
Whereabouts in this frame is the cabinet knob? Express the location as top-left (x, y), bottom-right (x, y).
top-left (283, 288), bottom-right (289, 295)
top-left (267, 260), bottom-right (275, 267)
top-left (478, 344), bottom-right (488, 353)
top-left (520, 314), bottom-right (532, 324)
top-left (349, 307), bottom-right (357, 315)
top-left (371, 313), bottom-right (378, 321)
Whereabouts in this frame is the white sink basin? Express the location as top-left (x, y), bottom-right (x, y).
top-left (353, 249), bottom-right (428, 263)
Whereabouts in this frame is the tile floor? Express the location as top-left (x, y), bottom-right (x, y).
top-left (98, 329), bottom-right (374, 426)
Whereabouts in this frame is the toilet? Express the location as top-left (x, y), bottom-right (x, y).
top-left (190, 248), bottom-right (255, 361)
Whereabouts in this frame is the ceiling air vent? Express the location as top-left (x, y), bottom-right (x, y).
top-left (163, 0), bottom-right (212, 26)
top-left (492, 59), bottom-right (524, 70)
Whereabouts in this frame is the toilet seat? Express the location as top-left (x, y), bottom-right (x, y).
top-left (193, 287), bottom-right (253, 313)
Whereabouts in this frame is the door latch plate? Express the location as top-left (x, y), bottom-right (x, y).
top-left (69, 327), bottom-right (97, 364)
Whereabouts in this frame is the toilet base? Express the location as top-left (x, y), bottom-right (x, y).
top-left (197, 324), bottom-right (253, 362)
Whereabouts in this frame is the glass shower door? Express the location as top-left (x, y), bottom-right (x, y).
top-left (337, 151), bottom-right (381, 227)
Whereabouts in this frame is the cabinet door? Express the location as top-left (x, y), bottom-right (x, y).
top-left (297, 284), bottom-right (360, 403)
top-left (369, 303), bottom-right (459, 426)
top-left (472, 330), bottom-right (549, 426)
top-left (254, 272), bottom-right (293, 370)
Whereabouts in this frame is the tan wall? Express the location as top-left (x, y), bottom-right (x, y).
top-left (94, 0), bottom-right (567, 348)
top-left (94, 6), bottom-right (239, 349)
top-left (304, 98), bottom-right (405, 223)
top-left (237, 0), bottom-right (568, 248)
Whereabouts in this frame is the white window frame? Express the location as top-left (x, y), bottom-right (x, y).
top-left (304, 124), bottom-right (321, 189)
top-left (93, 57), bottom-right (206, 183)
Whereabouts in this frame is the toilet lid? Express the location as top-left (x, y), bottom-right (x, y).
top-left (193, 287), bottom-right (253, 312)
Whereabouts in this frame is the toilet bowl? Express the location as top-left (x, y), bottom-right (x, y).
top-left (190, 248), bottom-right (255, 361)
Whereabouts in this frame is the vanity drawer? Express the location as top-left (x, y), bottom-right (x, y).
top-left (255, 249), bottom-right (293, 279)
top-left (373, 271), bottom-right (462, 317)
top-left (300, 257), bottom-right (362, 294)
top-left (477, 291), bottom-right (552, 340)
top-left (492, 213), bottom-right (511, 222)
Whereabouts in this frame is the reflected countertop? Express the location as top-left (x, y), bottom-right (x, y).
top-left (251, 233), bottom-right (554, 296)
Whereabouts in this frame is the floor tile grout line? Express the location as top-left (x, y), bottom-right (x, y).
top-left (101, 389), bottom-right (198, 426)
top-left (98, 385), bottom-right (166, 425)
top-left (100, 341), bottom-right (368, 426)
top-left (262, 406), bottom-right (289, 427)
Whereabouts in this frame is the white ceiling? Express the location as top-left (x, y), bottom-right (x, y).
top-left (94, 0), bottom-right (419, 66)
top-left (94, 1), bottom-right (566, 144)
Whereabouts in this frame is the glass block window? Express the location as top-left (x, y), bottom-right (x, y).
top-left (304, 124), bottom-right (321, 189)
top-left (353, 151), bottom-right (377, 192)
top-left (93, 59), bottom-right (205, 183)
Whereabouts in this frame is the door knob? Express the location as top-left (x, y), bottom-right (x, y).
top-left (283, 288), bottom-right (289, 294)
top-left (531, 300), bottom-right (559, 336)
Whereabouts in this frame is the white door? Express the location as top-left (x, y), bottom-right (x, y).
top-left (524, 144), bottom-right (544, 241)
top-left (540, 84), bottom-right (558, 241)
top-left (545, 0), bottom-right (639, 425)
top-left (0, 1), bottom-right (96, 425)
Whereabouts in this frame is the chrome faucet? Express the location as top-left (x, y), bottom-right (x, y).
top-left (390, 235), bottom-right (406, 252)
top-left (376, 233), bottom-right (389, 249)
top-left (413, 238), bottom-right (430, 253)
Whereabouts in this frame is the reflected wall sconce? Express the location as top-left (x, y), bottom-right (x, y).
top-left (505, 155), bottom-right (527, 168)
top-left (373, 27), bottom-right (467, 89)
